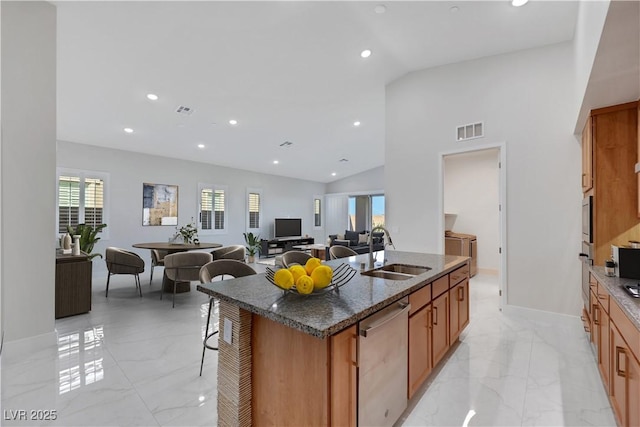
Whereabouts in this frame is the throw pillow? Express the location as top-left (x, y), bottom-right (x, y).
top-left (337, 233), bottom-right (345, 240)
top-left (358, 233), bottom-right (369, 244)
top-left (344, 230), bottom-right (360, 246)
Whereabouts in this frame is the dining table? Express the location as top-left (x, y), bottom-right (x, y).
top-left (132, 242), bottom-right (222, 293)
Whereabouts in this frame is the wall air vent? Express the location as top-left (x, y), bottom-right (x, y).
top-left (456, 122), bottom-right (484, 141)
top-left (176, 105), bottom-right (194, 115)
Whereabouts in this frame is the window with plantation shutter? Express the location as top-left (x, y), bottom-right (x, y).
top-left (198, 184), bottom-right (227, 234)
top-left (57, 169), bottom-right (109, 239)
top-left (247, 190), bottom-right (261, 230)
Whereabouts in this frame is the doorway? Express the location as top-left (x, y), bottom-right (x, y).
top-left (440, 144), bottom-right (506, 310)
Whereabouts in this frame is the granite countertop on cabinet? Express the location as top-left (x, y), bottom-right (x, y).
top-left (197, 250), bottom-right (469, 338)
top-left (590, 266), bottom-right (640, 330)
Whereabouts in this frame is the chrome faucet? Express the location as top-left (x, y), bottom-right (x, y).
top-left (368, 226), bottom-right (395, 269)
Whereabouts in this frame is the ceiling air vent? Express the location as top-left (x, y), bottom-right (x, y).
top-left (176, 105), bottom-right (194, 115)
top-left (280, 141), bottom-right (293, 147)
top-left (339, 158), bottom-right (349, 162)
top-left (456, 122), bottom-right (483, 141)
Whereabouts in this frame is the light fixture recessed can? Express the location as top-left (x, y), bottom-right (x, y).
top-left (374, 4), bottom-right (386, 14)
top-left (331, 172), bottom-right (337, 176)
top-left (229, 119), bottom-right (238, 125)
top-left (450, 6), bottom-right (459, 13)
top-left (511, 0), bottom-right (528, 6)
top-left (124, 127), bottom-right (134, 133)
top-left (146, 93), bottom-right (158, 101)
top-left (197, 144), bottom-right (205, 149)
top-left (360, 49), bottom-right (372, 58)
top-left (353, 121), bottom-right (361, 127)
top-left (273, 160), bottom-right (279, 164)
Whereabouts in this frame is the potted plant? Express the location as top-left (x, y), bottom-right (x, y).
top-left (67, 223), bottom-right (107, 260)
top-left (243, 232), bottom-right (261, 263)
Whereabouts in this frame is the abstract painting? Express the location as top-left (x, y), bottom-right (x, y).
top-left (142, 183), bottom-right (178, 226)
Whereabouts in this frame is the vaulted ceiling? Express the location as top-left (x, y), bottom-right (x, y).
top-left (56, 1), bottom-right (580, 182)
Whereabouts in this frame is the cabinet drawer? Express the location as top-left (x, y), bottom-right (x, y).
top-left (432, 276), bottom-right (449, 299)
top-left (449, 264), bottom-right (469, 287)
top-left (596, 282), bottom-right (610, 314)
top-left (589, 273), bottom-right (597, 290)
top-left (610, 298), bottom-right (640, 362)
top-left (409, 283), bottom-right (431, 316)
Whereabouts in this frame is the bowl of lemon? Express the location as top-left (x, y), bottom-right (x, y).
top-left (266, 257), bottom-right (356, 296)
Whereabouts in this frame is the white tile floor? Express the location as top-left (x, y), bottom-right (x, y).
top-left (1, 270), bottom-right (615, 426)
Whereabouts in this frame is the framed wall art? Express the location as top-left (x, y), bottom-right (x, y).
top-left (142, 183), bottom-right (178, 226)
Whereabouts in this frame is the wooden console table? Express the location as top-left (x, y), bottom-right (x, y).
top-left (56, 252), bottom-right (92, 319)
top-left (260, 237), bottom-right (314, 258)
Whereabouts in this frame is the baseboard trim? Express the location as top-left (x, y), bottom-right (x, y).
top-left (2, 330), bottom-right (57, 359)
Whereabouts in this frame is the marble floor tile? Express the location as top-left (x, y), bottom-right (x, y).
top-left (2, 271), bottom-right (615, 427)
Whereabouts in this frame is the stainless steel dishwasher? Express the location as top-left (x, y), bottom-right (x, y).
top-left (358, 297), bottom-right (410, 427)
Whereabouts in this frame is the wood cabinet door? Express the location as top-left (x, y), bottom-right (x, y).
top-left (408, 305), bottom-right (431, 399)
top-left (597, 303), bottom-right (610, 393)
top-left (610, 324), bottom-right (627, 426)
top-left (582, 115), bottom-right (593, 193)
top-left (628, 350), bottom-right (640, 427)
top-left (431, 292), bottom-right (449, 367)
top-left (449, 279), bottom-right (469, 343)
top-left (331, 326), bottom-right (357, 427)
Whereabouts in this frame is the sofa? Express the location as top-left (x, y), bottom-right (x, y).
top-left (328, 230), bottom-right (385, 255)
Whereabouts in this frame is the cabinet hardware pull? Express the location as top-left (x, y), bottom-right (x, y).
top-left (615, 346), bottom-right (626, 378)
top-left (458, 286), bottom-right (464, 302)
top-left (433, 306), bottom-right (438, 326)
top-left (352, 332), bottom-right (358, 368)
top-left (592, 304), bottom-right (599, 325)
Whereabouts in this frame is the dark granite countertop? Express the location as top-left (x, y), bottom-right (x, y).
top-left (590, 266), bottom-right (640, 330)
top-left (197, 250), bottom-right (468, 338)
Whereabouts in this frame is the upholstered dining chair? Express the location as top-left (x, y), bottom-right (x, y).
top-left (105, 247), bottom-right (145, 297)
top-left (281, 250), bottom-right (313, 268)
top-left (163, 252), bottom-right (213, 308)
top-left (199, 260), bottom-right (257, 376)
top-left (329, 245), bottom-right (358, 260)
top-left (211, 245), bottom-right (246, 262)
top-left (149, 249), bottom-right (168, 285)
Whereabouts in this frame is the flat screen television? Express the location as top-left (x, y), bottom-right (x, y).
top-left (274, 218), bottom-right (302, 239)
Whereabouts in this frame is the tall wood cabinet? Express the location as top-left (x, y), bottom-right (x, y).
top-left (582, 101), bottom-right (640, 265)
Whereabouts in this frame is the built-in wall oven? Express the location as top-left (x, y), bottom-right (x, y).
top-left (579, 196), bottom-right (594, 311)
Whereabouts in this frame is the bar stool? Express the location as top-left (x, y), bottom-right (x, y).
top-left (198, 259), bottom-right (257, 376)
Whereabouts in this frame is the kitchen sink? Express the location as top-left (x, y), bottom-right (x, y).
top-left (361, 263), bottom-right (431, 281)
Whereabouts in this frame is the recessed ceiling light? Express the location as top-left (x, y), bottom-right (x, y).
top-left (353, 121), bottom-right (361, 127)
top-left (331, 172), bottom-right (337, 176)
top-left (360, 49), bottom-right (372, 58)
top-left (123, 127), bottom-right (133, 133)
top-left (229, 119), bottom-right (238, 125)
top-left (273, 160), bottom-right (279, 164)
top-left (197, 143), bottom-right (205, 149)
top-left (146, 93), bottom-right (158, 101)
top-left (450, 6), bottom-right (459, 13)
top-left (511, 0), bottom-right (528, 6)
top-left (374, 4), bottom-right (386, 14)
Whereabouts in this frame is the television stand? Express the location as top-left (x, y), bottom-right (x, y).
top-left (260, 237), bottom-right (314, 258)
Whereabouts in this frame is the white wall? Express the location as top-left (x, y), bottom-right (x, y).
top-left (1, 2), bottom-right (57, 342)
top-left (326, 166), bottom-right (384, 194)
top-left (444, 149), bottom-right (499, 272)
top-left (57, 141), bottom-right (327, 275)
top-left (572, 0), bottom-right (610, 132)
top-left (386, 42), bottom-right (582, 316)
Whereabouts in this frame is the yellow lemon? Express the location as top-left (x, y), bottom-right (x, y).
top-left (295, 275), bottom-right (315, 295)
top-left (288, 265), bottom-right (307, 282)
top-left (305, 257), bottom-right (322, 275)
top-left (273, 269), bottom-right (294, 290)
top-left (311, 265), bottom-right (333, 290)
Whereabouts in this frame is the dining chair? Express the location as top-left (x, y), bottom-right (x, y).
top-left (149, 249), bottom-right (168, 285)
top-left (329, 245), bottom-right (358, 260)
top-left (198, 260), bottom-right (257, 376)
top-left (281, 250), bottom-right (313, 268)
top-left (105, 247), bottom-right (145, 297)
top-left (211, 245), bottom-right (246, 262)
top-left (163, 252), bottom-right (213, 308)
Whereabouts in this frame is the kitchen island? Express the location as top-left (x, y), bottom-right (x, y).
top-left (197, 250), bottom-right (470, 427)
